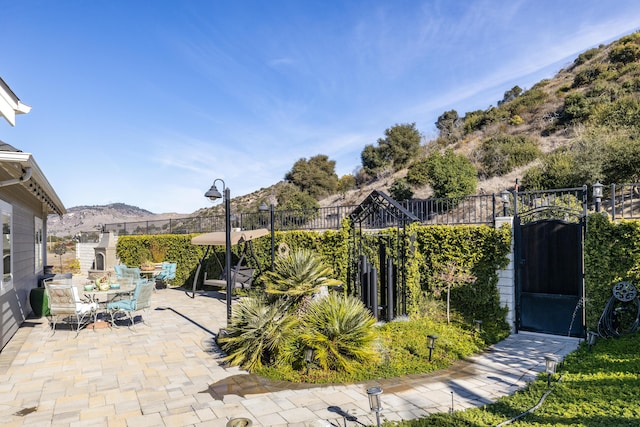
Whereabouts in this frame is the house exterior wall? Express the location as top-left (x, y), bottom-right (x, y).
top-left (0, 184), bottom-right (45, 351)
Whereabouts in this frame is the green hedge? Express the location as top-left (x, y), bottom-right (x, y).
top-left (116, 222), bottom-right (511, 335)
top-left (405, 223), bottom-right (511, 335)
top-left (585, 214), bottom-right (640, 328)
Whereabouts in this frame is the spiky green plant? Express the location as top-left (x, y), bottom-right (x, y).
top-left (218, 296), bottom-right (298, 371)
top-left (264, 248), bottom-right (341, 310)
top-left (300, 293), bottom-right (379, 372)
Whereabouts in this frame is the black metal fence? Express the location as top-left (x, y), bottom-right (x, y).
top-left (98, 183), bottom-right (640, 236)
top-left (607, 183), bottom-right (640, 220)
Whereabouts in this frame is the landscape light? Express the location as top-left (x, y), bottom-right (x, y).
top-left (366, 386), bottom-right (383, 427)
top-left (586, 331), bottom-right (597, 351)
top-left (473, 319), bottom-right (483, 333)
top-left (304, 347), bottom-right (315, 374)
top-left (427, 335), bottom-right (438, 362)
top-left (544, 355), bottom-right (558, 388)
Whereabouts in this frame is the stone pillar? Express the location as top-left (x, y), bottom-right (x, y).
top-left (495, 216), bottom-right (516, 333)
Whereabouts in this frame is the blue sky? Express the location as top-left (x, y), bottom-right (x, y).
top-left (2, 1), bottom-right (640, 214)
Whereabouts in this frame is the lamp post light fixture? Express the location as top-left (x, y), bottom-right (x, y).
top-left (473, 319), bottom-right (483, 333)
top-left (544, 355), bottom-right (558, 388)
top-left (593, 182), bottom-right (604, 213)
top-left (205, 179), bottom-right (232, 323)
top-left (366, 386), bottom-right (383, 427)
top-left (586, 331), bottom-right (597, 352)
top-left (500, 189), bottom-right (511, 216)
top-left (427, 335), bottom-right (438, 362)
top-left (259, 202), bottom-right (275, 271)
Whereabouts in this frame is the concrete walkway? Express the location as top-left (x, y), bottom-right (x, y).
top-left (0, 286), bottom-right (581, 427)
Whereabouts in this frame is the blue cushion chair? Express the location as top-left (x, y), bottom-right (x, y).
top-left (155, 262), bottom-right (176, 287)
top-left (107, 280), bottom-right (154, 329)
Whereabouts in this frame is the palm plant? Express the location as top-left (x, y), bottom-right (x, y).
top-left (264, 248), bottom-right (341, 313)
top-left (300, 293), bottom-right (379, 372)
top-left (218, 296), bottom-right (298, 371)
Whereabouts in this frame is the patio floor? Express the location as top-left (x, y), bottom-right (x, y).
top-left (0, 286), bottom-right (580, 427)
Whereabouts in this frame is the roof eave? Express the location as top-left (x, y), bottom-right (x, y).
top-left (0, 151), bottom-right (66, 216)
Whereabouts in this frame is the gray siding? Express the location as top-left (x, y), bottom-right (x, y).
top-left (0, 185), bottom-right (44, 351)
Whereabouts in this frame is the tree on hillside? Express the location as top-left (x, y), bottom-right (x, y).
top-left (285, 155), bottom-right (338, 199)
top-left (377, 122), bottom-right (422, 169)
top-left (276, 183), bottom-right (319, 211)
top-left (389, 178), bottom-right (413, 201)
top-left (361, 144), bottom-right (389, 177)
top-left (337, 174), bottom-right (356, 198)
top-left (435, 110), bottom-right (461, 142)
top-left (498, 85), bottom-right (522, 105)
top-left (425, 149), bottom-right (478, 199)
top-left (360, 123), bottom-right (422, 178)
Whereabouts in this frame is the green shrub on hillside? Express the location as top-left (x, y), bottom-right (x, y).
top-left (475, 134), bottom-right (541, 178)
top-left (406, 159), bottom-right (430, 186)
top-left (424, 149), bottom-right (478, 199)
top-left (389, 178), bottom-right (414, 201)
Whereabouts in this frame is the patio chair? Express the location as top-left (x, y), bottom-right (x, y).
top-left (154, 262), bottom-right (176, 287)
top-left (107, 280), bottom-right (154, 329)
top-left (45, 281), bottom-right (98, 336)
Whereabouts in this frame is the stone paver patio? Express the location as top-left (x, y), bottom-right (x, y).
top-left (0, 285), bottom-right (580, 426)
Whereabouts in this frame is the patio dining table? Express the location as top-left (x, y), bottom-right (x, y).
top-left (82, 283), bottom-right (136, 327)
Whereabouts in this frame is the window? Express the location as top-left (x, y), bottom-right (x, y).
top-left (0, 199), bottom-right (12, 295)
top-left (35, 216), bottom-right (43, 273)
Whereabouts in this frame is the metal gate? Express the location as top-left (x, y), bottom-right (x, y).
top-left (513, 187), bottom-right (587, 337)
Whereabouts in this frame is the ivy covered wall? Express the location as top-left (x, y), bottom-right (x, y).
top-left (116, 222), bottom-right (512, 334)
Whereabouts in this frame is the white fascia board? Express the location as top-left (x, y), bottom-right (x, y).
top-left (0, 95), bottom-right (17, 126)
top-left (0, 80), bottom-right (31, 126)
top-left (0, 151), bottom-right (66, 215)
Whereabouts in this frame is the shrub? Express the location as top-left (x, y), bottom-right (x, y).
top-left (425, 149), bottom-right (478, 199)
top-left (475, 134), bottom-right (541, 178)
top-left (300, 293), bottom-right (378, 372)
top-left (609, 42), bottom-right (640, 65)
top-left (389, 178), bottom-right (414, 201)
top-left (264, 248), bottom-right (341, 310)
top-left (218, 297), bottom-right (299, 371)
top-left (574, 47), bottom-right (601, 66)
top-left (406, 159), bottom-right (430, 186)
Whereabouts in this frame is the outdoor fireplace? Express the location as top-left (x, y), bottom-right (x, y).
top-left (92, 231), bottom-right (117, 273)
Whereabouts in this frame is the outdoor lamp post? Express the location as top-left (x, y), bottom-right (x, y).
top-left (366, 386), bottom-right (383, 427)
top-left (259, 202), bottom-right (275, 271)
top-left (205, 179), bottom-right (232, 323)
top-left (593, 182), bottom-right (604, 213)
top-left (586, 331), bottom-right (597, 351)
top-left (500, 189), bottom-right (510, 216)
top-left (427, 335), bottom-right (438, 362)
top-left (544, 355), bottom-right (558, 388)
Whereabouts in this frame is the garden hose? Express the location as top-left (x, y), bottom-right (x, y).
top-left (597, 281), bottom-right (640, 338)
top-left (494, 374), bottom-right (564, 427)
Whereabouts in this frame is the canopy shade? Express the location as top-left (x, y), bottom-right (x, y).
top-left (190, 228), bottom-right (269, 246)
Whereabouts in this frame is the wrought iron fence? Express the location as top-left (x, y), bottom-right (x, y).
top-left (97, 183), bottom-right (640, 236)
top-left (608, 183), bottom-right (640, 220)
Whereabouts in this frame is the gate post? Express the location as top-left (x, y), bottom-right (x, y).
top-left (495, 216), bottom-right (516, 333)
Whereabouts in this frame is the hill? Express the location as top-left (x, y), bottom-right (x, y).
top-left (47, 203), bottom-right (191, 237)
top-left (52, 31), bottom-right (640, 235)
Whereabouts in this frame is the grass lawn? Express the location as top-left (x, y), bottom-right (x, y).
top-left (388, 332), bottom-right (640, 426)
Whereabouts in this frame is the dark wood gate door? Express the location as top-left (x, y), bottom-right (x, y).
top-left (514, 218), bottom-right (584, 336)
